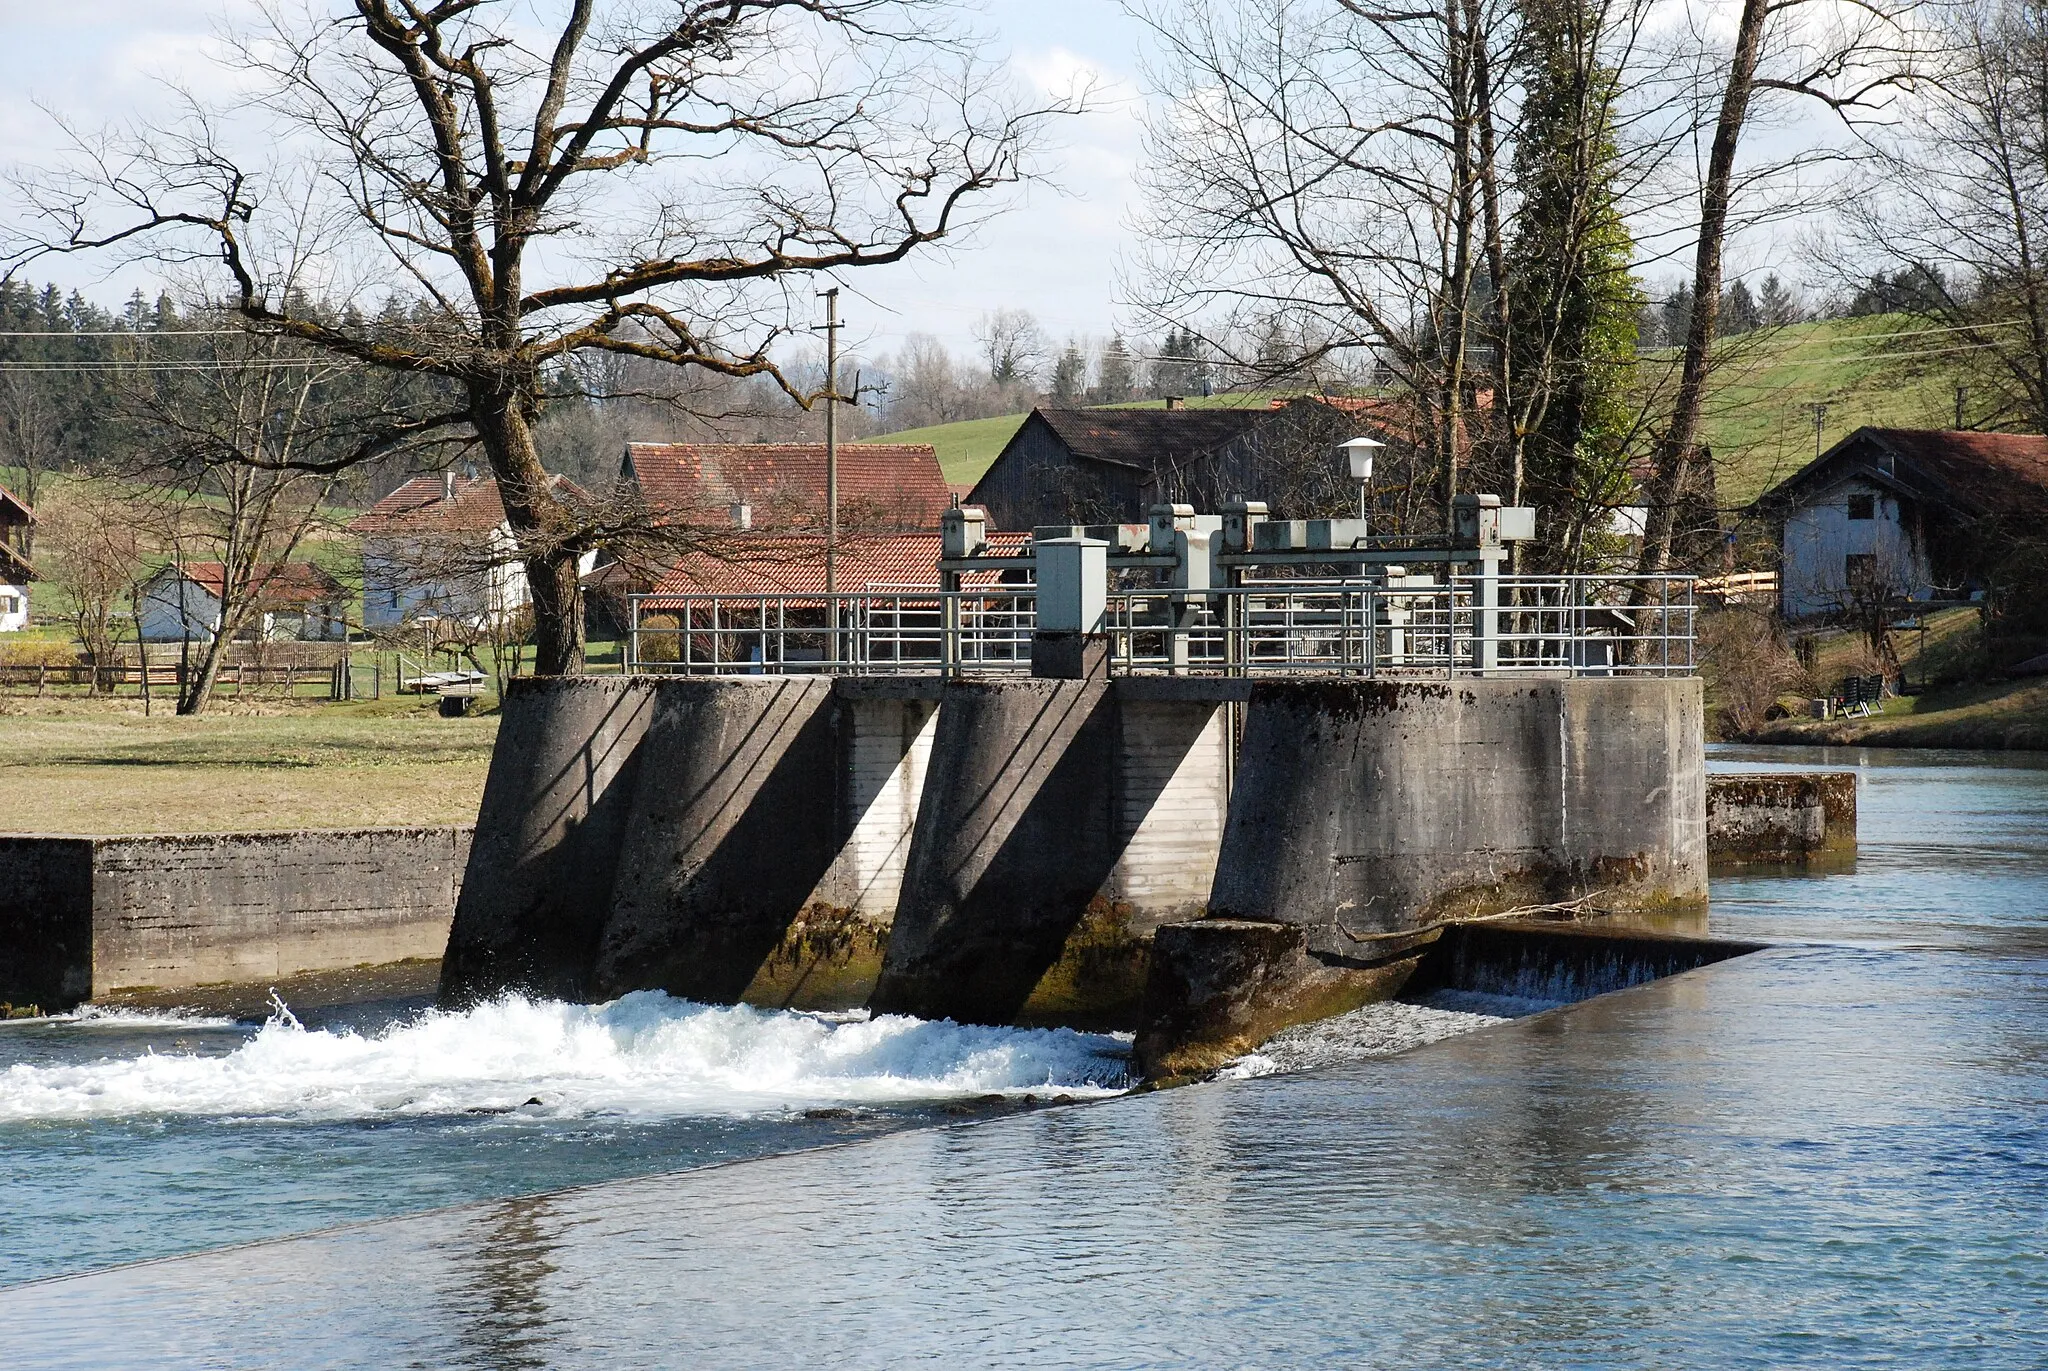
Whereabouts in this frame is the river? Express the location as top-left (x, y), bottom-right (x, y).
top-left (2, 743), bottom-right (2044, 1366)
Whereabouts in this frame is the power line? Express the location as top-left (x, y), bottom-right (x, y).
top-left (0, 329), bottom-right (256, 338)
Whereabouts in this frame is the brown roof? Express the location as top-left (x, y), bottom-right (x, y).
top-left (623, 443), bottom-right (950, 531)
top-left (167, 561), bottom-right (343, 607)
top-left (1026, 407), bottom-right (1271, 472)
top-left (643, 531), bottom-right (1029, 601)
top-left (346, 474), bottom-right (587, 536)
top-left (1757, 427), bottom-right (2048, 519)
top-left (0, 482), bottom-right (31, 523)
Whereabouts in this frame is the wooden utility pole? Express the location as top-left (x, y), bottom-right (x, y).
top-left (819, 287), bottom-right (842, 596)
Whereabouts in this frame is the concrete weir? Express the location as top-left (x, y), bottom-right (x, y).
top-left (445, 673), bottom-right (1709, 1073)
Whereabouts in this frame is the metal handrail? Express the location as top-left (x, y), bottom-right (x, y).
top-left (626, 574), bottom-right (1695, 678)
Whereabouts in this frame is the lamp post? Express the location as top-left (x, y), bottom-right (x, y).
top-left (1339, 435), bottom-right (1384, 534)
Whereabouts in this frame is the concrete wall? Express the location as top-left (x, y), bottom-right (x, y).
top-left (0, 827), bottom-right (470, 1010)
top-left (1707, 772), bottom-right (1857, 863)
top-left (1209, 679), bottom-right (1707, 962)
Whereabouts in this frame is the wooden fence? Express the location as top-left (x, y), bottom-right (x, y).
top-left (0, 661), bottom-right (380, 699)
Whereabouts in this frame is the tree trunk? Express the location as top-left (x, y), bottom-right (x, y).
top-left (178, 620), bottom-right (231, 715)
top-left (473, 388), bottom-right (584, 676)
top-left (1636, 0), bottom-right (1768, 584)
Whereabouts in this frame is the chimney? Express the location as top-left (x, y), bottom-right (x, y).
top-left (730, 501), bottom-right (753, 531)
top-left (441, 471), bottom-right (457, 503)
top-left (1164, 396), bottom-right (1185, 411)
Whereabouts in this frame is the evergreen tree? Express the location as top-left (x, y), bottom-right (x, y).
top-left (1718, 279), bottom-right (1760, 335)
top-left (1051, 340), bottom-right (1089, 403)
top-left (1096, 335), bottom-right (1136, 403)
top-left (1659, 284), bottom-right (1694, 349)
top-left (1504, 0), bottom-right (1640, 562)
top-left (1758, 273), bottom-right (1800, 326)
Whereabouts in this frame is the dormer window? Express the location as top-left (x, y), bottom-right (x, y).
top-left (1847, 494), bottom-right (1875, 520)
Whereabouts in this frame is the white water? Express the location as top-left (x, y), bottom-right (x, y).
top-left (1221, 990), bottom-right (1561, 1078)
top-left (0, 993), bottom-right (1132, 1123)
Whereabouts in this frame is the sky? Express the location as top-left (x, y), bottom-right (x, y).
top-left (0, 0), bottom-right (1157, 362)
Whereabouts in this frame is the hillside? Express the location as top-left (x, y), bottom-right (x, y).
top-left (873, 316), bottom-right (1984, 499)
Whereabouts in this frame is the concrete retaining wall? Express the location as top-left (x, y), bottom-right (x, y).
top-left (1707, 772), bottom-right (1856, 863)
top-left (0, 827), bottom-right (471, 1010)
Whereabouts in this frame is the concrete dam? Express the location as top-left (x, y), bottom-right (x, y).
top-left (442, 497), bottom-right (1726, 1076)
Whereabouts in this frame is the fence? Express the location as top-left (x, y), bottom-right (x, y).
top-left (0, 660), bottom-right (383, 700)
top-left (627, 574), bottom-right (1695, 678)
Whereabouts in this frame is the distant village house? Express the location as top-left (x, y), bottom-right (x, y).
top-left (0, 484), bottom-right (30, 633)
top-left (347, 472), bottom-right (593, 631)
top-left (966, 397), bottom-right (1416, 530)
top-left (136, 562), bottom-right (348, 643)
top-left (1751, 427), bottom-right (2048, 620)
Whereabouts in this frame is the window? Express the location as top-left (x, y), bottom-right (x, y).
top-left (0, 594), bottom-right (16, 615)
top-left (1846, 494), bottom-right (1875, 520)
top-left (1845, 554), bottom-right (1876, 587)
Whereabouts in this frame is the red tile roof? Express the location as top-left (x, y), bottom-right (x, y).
top-left (643, 531), bottom-right (1030, 602)
top-left (345, 474), bottom-right (586, 536)
top-left (167, 561), bottom-right (344, 607)
top-left (624, 443), bottom-right (950, 532)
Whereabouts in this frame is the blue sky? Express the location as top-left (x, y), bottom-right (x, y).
top-left (0, 0), bottom-right (1156, 359)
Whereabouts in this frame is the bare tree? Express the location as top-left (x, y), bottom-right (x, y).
top-left (10, 1), bottom-right (1075, 676)
top-left (973, 308), bottom-right (1046, 387)
top-left (121, 325), bottom-right (351, 714)
top-left (1124, 0), bottom-right (1688, 534)
top-left (1838, 0), bottom-right (2048, 433)
top-left (37, 485), bottom-right (149, 690)
top-left (0, 373), bottom-right (60, 556)
top-left (1634, 0), bottom-right (1927, 585)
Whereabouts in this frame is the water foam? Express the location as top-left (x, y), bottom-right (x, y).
top-left (0, 993), bottom-right (1131, 1123)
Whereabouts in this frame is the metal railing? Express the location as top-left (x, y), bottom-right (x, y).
top-left (626, 575), bottom-right (1694, 678)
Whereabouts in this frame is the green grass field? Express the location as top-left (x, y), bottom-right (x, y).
top-left (871, 316), bottom-right (1984, 501)
top-left (0, 696), bottom-right (498, 834)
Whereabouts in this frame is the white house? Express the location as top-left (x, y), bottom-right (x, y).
top-left (347, 472), bottom-right (593, 631)
top-left (0, 484), bottom-right (34, 633)
top-left (1752, 427), bottom-right (2048, 620)
top-left (136, 562), bottom-right (349, 643)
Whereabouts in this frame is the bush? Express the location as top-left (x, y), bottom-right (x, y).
top-left (1699, 607), bottom-right (1804, 738)
top-left (0, 639), bottom-right (83, 668)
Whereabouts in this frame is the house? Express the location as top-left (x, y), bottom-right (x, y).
top-left (136, 562), bottom-right (349, 642)
top-left (963, 397), bottom-right (1418, 530)
top-left (1750, 427), bottom-right (2048, 620)
top-left (346, 472), bottom-right (594, 630)
top-left (621, 441), bottom-right (951, 532)
top-left (0, 484), bottom-right (30, 633)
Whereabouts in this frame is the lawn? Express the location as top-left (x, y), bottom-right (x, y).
top-left (0, 696), bottom-right (498, 834)
top-left (871, 413), bottom-right (1032, 486)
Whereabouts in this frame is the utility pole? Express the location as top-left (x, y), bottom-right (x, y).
top-left (1955, 386), bottom-right (1969, 430)
top-left (818, 287), bottom-right (842, 597)
top-left (1810, 402), bottom-right (1827, 458)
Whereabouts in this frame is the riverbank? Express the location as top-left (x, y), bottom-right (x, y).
top-left (0, 697), bottom-right (496, 833)
top-left (1747, 677), bottom-right (2048, 751)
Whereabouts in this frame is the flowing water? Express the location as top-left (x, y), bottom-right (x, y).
top-left (3, 743), bottom-right (2046, 1367)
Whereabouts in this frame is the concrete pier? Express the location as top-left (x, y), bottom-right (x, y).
top-left (1208, 679), bottom-right (1708, 956)
top-left (593, 678), bottom-right (840, 1002)
top-left (440, 677), bottom-right (656, 1004)
top-left (1706, 772), bottom-right (1856, 864)
top-left (869, 679), bottom-right (1122, 1025)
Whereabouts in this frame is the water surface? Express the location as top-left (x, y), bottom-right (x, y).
top-left (5, 744), bottom-right (2046, 1366)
